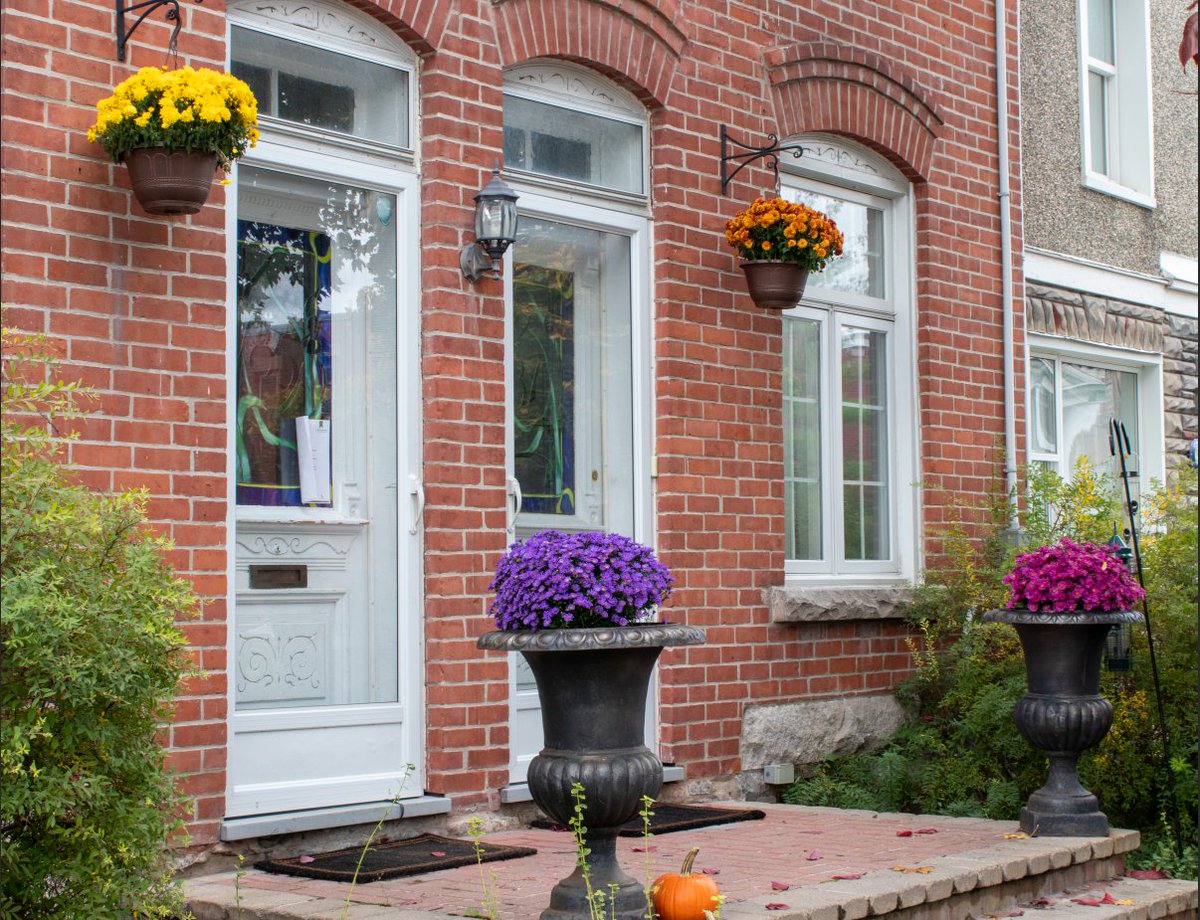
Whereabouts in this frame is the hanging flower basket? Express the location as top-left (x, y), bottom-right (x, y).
top-left (88, 66), bottom-right (258, 216)
top-left (124, 147), bottom-right (219, 215)
top-left (725, 196), bottom-right (844, 310)
top-left (738, 260), bottom-right (809, 310)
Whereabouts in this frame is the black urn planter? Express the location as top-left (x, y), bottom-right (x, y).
top-left (478, 623), bottom-right (705, 920)
top-left (981, 608), bottom-right (1143, 836)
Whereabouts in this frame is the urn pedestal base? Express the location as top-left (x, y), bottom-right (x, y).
top-left (477, 624), bottom-right (706, 920)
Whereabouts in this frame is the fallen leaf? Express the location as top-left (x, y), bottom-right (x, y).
top-left (631, 845), bottom-right (657, 853)
top-left (916, 827), bottom-right (938, 834)
top-left (1100, 893), bottom-right (1115, 904)
top-left (1128, 868), bottom-right (1169, 879)
top-left (831, 872), bottom-right (863, 880)
top-left (896, 829), bottom-right (913, 837)
top-left (430, 850), bottom-right (447, 857)
top-left (765, 904), bottom-right (789, 911)
top-left (700, 867), bottom-right (719, 875)
top-left (1027, 896), bottom-right (1054, 906)
top-left (1001, 910), bottom-right (1025, 917)
top-left (890, 865), bottom-right (934, 874)
top-left (1070, 897), bottom-right (1103, 906)
top-left (1115, 899), bottom-right (1134, 905)
top-left (296, 855), bottom-right (315, 864)
top-left (1002, 832), bottom-right (1031, 839)
top-left (771, 880), bottom-right (790, 890)
top-left (805, 851), bottom-right (822, 861)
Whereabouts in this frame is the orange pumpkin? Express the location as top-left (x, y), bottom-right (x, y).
top-left (651, 847), bottom-right (721, 920)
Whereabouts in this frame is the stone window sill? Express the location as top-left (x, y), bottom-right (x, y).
top-left (765, 585), bottom-right (911, 623)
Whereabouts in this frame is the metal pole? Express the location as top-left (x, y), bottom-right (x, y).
top-left (1108, 417), bottom-right (1183, 858)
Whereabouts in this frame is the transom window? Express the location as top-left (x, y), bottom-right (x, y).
top-left (503, 62), bottom-right (647, 195)
top-left (229, 1), bottom-right (414, 151)
top-left (780, 138), bottom-right (915, 581)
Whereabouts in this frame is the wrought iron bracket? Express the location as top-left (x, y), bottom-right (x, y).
top-left (116, 0), bottom-right (199, 61)
top-left (719, 124), bottom-right (806, 195)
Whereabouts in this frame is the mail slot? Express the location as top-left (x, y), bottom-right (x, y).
top-left (249, 564), bottom-right (308, 589)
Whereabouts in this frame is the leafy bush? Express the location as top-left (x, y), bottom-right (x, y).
top-left (782, 459), bottom-right (1198, 877)
top-left (1, 331), bottom-right (198, 918)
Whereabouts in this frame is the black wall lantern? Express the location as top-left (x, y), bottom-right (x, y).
top-left (460, 163), bottom-right (519, 282)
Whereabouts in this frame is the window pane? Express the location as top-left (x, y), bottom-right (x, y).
top-left (1062, 362), bottom-right (1137, 476)
top-left (784, 318), bottom-right (822, 560)
top-left (1088, 0), bottom-right (1115, 64)
top-left (503, 95), bottom-right (644, 194)
top-left (231, 26), bottom-right (409, 147)
top-left (1030, 356), bottom-right (1057, 453)
top-left (789, 191), bottom-right (885, 298)
top-left (1088, 71), bottom-right (1109, 175)
top-left (842, 328), bottom-right (888, 560)
top-left (511, 217), bottom-right (634, 533)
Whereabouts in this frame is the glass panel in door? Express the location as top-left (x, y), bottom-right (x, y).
top-left (507, 214), bottom-right (638, 782)
top-left (230, 166), bottom-right (408, 815)
top-left (511, 216), bottom-right (634, 536)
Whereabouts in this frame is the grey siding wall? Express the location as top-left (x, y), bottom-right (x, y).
top-left (1020, 0), bottom-right (1198, 272)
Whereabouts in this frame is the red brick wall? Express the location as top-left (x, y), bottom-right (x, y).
top-left (2, 0), bottom-right (1023, 842)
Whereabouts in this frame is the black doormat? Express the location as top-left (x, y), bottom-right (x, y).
top-left (254, 833), bottom-right (537, 883)
top-left (532, 803), bottom-right (766, 836)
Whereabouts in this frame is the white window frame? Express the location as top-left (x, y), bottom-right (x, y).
top-left (228, 0), bottom-right (417, 162)
top-left (780, 138), bottom-right (918, 585)
top-left (1078, 0), bottom-right (1154, 207)
top-left (1027, 333), bottom-right (1165, 486)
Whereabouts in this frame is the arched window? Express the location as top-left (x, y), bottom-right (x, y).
top-left (779, 136), bottom-right (917, 582)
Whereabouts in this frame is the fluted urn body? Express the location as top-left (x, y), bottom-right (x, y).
top-left (982, 608), bottom-right (1142, 836)
top-left (478, 623), bottom-right (704, 920)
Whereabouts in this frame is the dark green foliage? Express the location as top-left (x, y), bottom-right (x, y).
top-left (1, 331), bottom-right (198, 918)
top-left (782, 460), bottom-right (1198, 877)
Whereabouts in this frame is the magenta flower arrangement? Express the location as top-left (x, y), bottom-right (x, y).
top-left (488, 529), bottom-right (673, 630)
top-left (1003, 538), bottom-right (1145, 613)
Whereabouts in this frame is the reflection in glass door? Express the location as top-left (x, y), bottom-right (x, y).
top-left (506, 208), bottom-right (644, 783)
top-left (229, 164), bottom-right (415, 816)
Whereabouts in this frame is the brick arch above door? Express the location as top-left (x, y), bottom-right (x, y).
top-left (766, 42), bottom-right (948, 183)
top-left (491, 0), bottom-right (685, 108)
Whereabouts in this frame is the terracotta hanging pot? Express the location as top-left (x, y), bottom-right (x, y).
top-left (738, 260), bottom-right (809, 310)
top-left (124, 147), bottom-right (218, 215)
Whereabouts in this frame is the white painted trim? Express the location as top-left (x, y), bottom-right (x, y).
top-left (1028, 334), bottom-right (1166, 487)
top-left (220, 793), bottom-right (450, 841)
top-left (224, 139), bottom-right (425, 816)
top-left (1025, 248), bottom-right (1198, 318)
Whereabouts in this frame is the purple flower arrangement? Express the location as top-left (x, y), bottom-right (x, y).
top-left (488, 529), bottom-right (673, 630)
top-left (1003, 538), bottom-right (1145, 613)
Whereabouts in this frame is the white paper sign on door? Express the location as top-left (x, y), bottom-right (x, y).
top-left (296, 417), bottom-right (332, 505)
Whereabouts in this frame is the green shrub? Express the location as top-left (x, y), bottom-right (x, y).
top-left (782, 459), bottom-right (1198, 877)
top-left (1, 331), bottom-right (198, 918)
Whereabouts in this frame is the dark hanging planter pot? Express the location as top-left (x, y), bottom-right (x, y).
top-left (478, 623), bottom-right (705, 920)
top-left (124, 147), bottom-right (218, 215)
top-left (738, 260), bottom-right (809, 310)
top-left (981, 608), bottom-right (1143, 836)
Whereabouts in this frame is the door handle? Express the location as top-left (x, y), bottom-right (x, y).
top-left (506, 476), bottom-right (523, 537)
top-left (408, 474), bottom-right (424, 535)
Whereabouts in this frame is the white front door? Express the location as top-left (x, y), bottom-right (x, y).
top-left (505, 194), bottom-right (652, 782)
top-left (227, 151), bottom-right (421, 816)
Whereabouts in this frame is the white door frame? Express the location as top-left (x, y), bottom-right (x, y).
top-left (502, 188), bottom-right (656, 783)
top-left (224, 139), bottom-right (424, 815)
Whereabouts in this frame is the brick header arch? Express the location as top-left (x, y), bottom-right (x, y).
top-left (335, 0), bottom-right (445, 56)
top-left (766, 42), bottom-right (948, 182)
top-left (491, 0), bottom-right (685, 107)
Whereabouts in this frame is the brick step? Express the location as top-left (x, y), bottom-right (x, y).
top-left (1004, 876), bottom-right (1199, 920)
